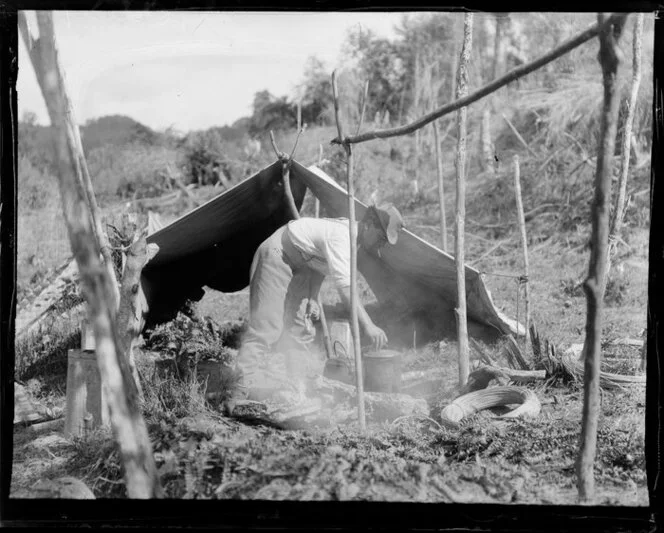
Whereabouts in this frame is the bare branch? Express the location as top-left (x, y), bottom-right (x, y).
top-left (336, 14), bottom-right (624, 146)
top-left (269, 130), bottom-right (283, 159)
top-left (288, 127), bottom-right (304, 161)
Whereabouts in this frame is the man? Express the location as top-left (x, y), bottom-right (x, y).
top-left (229, 204), bottom-right (404, 411)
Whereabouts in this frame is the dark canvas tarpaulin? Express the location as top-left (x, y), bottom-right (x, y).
top-left (288, 162), bottom-right (519, 339)
top-left (143, 160), bottom-right (519, 338)
top-left (143, 161), bottom-right (306, 325)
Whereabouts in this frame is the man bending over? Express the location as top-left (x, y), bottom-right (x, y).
top-left (228, 204), bottom-right (404, 413)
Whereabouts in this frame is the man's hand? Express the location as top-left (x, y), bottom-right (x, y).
top-left (365, 322), bottom-right (388, 351)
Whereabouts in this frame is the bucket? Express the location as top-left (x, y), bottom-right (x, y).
top-left (362, 349), bottom-right (402, 393)
top-left (323, 358), bottom-right (354, 385)
top-left (328, 319), bottom-right (352, 359)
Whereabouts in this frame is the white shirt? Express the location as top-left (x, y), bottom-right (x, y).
top-left (287, 218), bottom-right (357, 291)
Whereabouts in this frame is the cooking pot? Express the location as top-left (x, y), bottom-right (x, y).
top-left (362, 349), bottom-right (402, 393)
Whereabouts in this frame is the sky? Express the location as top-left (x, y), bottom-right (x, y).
top-left (17, 11), bottom-right (402, 133)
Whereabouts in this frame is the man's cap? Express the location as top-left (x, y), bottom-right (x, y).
top-left (368, 204), bottom-right (404, 245)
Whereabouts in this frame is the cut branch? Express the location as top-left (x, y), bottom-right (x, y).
top-left (335, 14), bottom-right (623, 145)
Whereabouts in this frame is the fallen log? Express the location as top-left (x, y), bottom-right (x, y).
top-left (531, 326), bottom-right (644, 390)
top-left (440, 386), bottom-right (541, 425)
top-left (559, 346), bottom-right (646, 390)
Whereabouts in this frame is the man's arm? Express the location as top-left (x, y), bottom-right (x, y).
top-left (338, 287), bottom-right (388, 350)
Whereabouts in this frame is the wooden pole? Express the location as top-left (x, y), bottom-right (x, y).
top-left (454, 13), bottom-right (474, 388)
top-left (18, 11), bottom-right (162, 498)
top-left (433, 118), bottom-right (448, 252)
top-left (576, 13), bottom-right (628, 503)
top-left (336, 14), bottom-right (624, 146)
top-left (513, 155), bottom-right (530, 345)
top-left (332, 70), bottom-right (366, 433)
top-left (315, 145), bottom-right (333, 360)
top-left (600, 13), bottom-right (644, 298)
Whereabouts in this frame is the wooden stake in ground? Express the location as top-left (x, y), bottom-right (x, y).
top-left (332, 70), bottom-right (367, 433)
top-left (315, 144), bottom-right (333, 360)
top-left (454, 13), bottom-right (474, 388)
top-left (433, 118), bottom-right (448, 251)
top-left (513, 155), bottom-right (530, 346)
top-left (600, 13), bottom-right (644, 298)
top-left (19, 11), bottom-right (162, 498)
top-left (576, 13), bottom-right (628, 503)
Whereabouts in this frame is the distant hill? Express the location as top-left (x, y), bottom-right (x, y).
top-left (80, 115), bottom-right (159, 152)
top-left (19, 114), bottom-right (163, 169)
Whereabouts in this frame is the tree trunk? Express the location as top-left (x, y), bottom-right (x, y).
top-left (576, 13), bottom-right (628, 503)
top-left (513, 155), bottom-right (530, 344)
top-left (332, 71), bottom-right (366, 433)
top-left (116, 232), bottom-right (159, 400)
top-left (455, 13), bottom-right (474, 387)
top-left (600, 13), bottom-right (644, 298)
top-left (18, 12), bottom-right (162, 499)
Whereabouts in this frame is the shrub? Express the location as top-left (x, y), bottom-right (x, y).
top-left (18, 155), bottom-right (60, 211)
top-left (86, 143), bottom-right (182, 202)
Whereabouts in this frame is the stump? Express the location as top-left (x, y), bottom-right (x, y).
top-left (64, 349), bottom-right (109, 437)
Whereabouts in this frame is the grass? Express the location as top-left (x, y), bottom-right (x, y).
top-left (12, 117), bottom-right (649, 504)
top-left (14, 379), bottom-right (641, 503)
